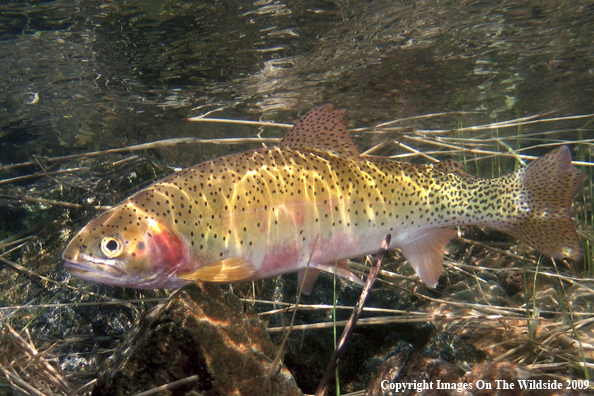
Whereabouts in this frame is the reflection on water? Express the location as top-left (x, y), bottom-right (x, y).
top-left (1, 0), bottom-right (593, 159)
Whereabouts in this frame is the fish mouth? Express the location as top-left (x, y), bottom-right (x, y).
top-left (63, 254), bottom-right (181, 289)
top-left (64, 258), bottom-right (133, 287)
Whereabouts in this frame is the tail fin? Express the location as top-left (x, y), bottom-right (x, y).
top-left (504, 146), bottom-right (587, 262)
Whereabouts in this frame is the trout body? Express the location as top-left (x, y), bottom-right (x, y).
top-left (63, 105), bottom-right (587, 291)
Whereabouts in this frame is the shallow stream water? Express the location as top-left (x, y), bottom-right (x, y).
top-left (1, 0), bottom-right (593, 393)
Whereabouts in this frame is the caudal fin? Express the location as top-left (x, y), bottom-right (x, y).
top-left (504, 146), bottom-right (587, 262)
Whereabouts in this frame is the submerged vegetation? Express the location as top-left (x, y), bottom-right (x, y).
top-left (0, 110), bottom-right (593, 394)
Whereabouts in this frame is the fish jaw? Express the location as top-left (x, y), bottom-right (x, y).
top-left (63, 254), bottom-right (191, 289)
top-left (65, 256), bottom-right (156, 289)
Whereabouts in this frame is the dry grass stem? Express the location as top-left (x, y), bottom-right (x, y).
top-left (0, 194), bottom-right (112, 211)
top-left (0, 324), bottom-right (70, 396)
top-left (129, 375), bottom-right (200, 396)
top-left (188, 115), bottom-right (293, 129)
top-left (1, 109), bottom-right (592, 393)
top-left (0, 137), bottom-right (281, 173)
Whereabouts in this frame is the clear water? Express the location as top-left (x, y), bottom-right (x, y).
top-left (1, 0), bottom-right (593, 163)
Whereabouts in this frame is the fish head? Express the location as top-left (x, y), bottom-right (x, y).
top-left (62, 204), bottom-right (189, 289)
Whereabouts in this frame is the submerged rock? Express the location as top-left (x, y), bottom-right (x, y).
top-left (367, 355), bottom-right (580, 396)
top-left (366, 350), bottom-right (465, 396)
top-left (92, 282), bottom-right (303, 396)
top-left (259, 271), bottom-right (438, 394)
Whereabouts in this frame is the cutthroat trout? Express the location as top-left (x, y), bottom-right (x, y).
top-left (63, 105), bottom-right (587, 292)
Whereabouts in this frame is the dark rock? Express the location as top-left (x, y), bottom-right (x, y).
top-left (93, 282), bottom-right (303, 396)
top-left (423, 332), bottom-right (486, 372)
top-left (259, 271), bottom-right (487, 394)
top-left (366, 350), bottom-right (465, 396)
top-left (501, 272), bottom-right (525, 296)
top-left (260, 271), bottom-right (436, 394)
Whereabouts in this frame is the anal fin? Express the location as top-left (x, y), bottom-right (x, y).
top-left (177, 257), bottom-right (256, 283)
top-left (399, 228), bottom-right (457, 288)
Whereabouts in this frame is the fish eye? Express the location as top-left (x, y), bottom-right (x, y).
top-left (100, 236), bottom-right (124, 258)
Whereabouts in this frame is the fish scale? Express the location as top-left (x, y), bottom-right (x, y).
top-left (63, 104), bottom-right (587, 291)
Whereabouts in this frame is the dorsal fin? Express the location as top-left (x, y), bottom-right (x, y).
top-left (280, 104), bottom-right (360, 160)
top-left (432, 159), bottom-right (472, 177)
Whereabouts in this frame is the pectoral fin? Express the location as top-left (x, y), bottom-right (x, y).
top-left (399, 228), bottom-right (457, 288)
top-left (177, 257), bottom-right (256, 283)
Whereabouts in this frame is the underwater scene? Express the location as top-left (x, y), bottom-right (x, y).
top-left (1, 0), bottom-right (594, 395)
